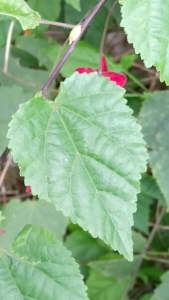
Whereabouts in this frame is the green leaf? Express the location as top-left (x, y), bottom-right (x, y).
top-left (133, 173), bottom-right (165, 234)
top-left (15, 35), bottom-right (55, 69)
top-left (28, 0), bottom-right (61, 21)
top-left (28, 0), bottom-right (61, 35)
top-left (0, 198), bottom-right (68, 251)
top-left (139, 267), bottom-right (163, 283)
top-left (0, 212), bottom-right (5, 224)
top-left (0, 0), bottom-right (40, 30)
top-left (126, 96), bottom-right (144, 117)
top-left (0, 86), bottom-right (32, 153)
top-left (139, 91), bottom-right (169, 204)
top-left (86, 269), bottom-right (129, 300)
top-left (7, 72), bottom-right (147, 260)
top-left (64, 0), bottom-right (81, 12)
top-left (0, 48), bottom-right (49, 93)
top-left (120, 0), bottom-right (169, 84)
top-left (88, 253), bottom-right (141, 278)
top-left (0, 224), bottom-right (88, 300)
top-left (121, 53), bottom-right (138, 70)
top-left (0, 16), bottom-right (22, 48)
top-left (44, 41), bottom-right (122, 78)
top-left (141, 173), bottom-right (166, 205)
top-left (150, 271), bottom-right (169, 300)
top-left (65, 228), bottom-right (110, 276)
top-left (65, 229), bottom-right (109, 262)
top-left (11, 46), bottom-right (39, 68)
top-left (139, 295), bottom-right (153, 300)
top-left (133, 193), bottom-right (153, 235)
top-left (132, 231), bottom-right (146, 253)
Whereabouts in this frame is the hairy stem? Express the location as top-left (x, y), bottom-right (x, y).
top-left (39, 19), bottom-right (74, 29)
top-left (41, 0), bottom-right (107, 97)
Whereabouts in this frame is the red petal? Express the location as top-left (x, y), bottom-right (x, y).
top-left (103, 71), bottom-right (127, 87)
top-left (75, 67), bottom-right (94, 74)
top-left (101, 56), bottom-right (108, 72)
top-left (26, 186), bottom-right (32, 194)
top-left (0, 228), bottom-right (5, 235)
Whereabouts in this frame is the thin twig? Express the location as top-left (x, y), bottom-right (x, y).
top-left (41, 0), bottom-right (107, 97)
top-left (0, 190), bottom-right (18, 195)
top-left (0, 67), bottom-right (42, 88)
top-left (113, 49), bottom-right (134, 62)
top-left (39, 19), bottom-right (74, 29)
top-left (98, 0), bottom-right (119, 75)
top-left (1, 185), bottom-right (6, 202)
top-left (0, 148), bottom-right (10, 169)
top-left (149, 222), bottom-right (169, 230)
top-left (0, 67), bottom-right (58, 94)
top-left (132, 62), bottom-right (155, 74)
top-left (4, 21), bottom-right (15, 73)
top-left (147, 251), bottom-right (169, 256)
top-left (145, 256), bottom-right (169, 264)
top-left (0, 157), bottom-right (12, 189)
top-left (149, 72), bottom-right (159, 91)
top-left (122, 205), bottom-right (167, 300)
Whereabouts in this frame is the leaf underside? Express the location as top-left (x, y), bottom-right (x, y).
top-left (139, 91), bottom-right (169, 205)
top-left (7, 72), bottom-right (147, 260)
top-left (121, 0), bottom-right (169, 85)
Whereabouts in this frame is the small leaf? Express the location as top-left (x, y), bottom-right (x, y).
top-left (86, 269), bottom-right (129, 300)
top-left (133, 172), bottom-right (165, 234)
top-left (141, 173), bottom-right (166, 205)
top-left (120, 0), bottom-right (169, 84)
top-left (0, 199), bottom-right (68, 251)
top-left (150, 271), bottom-right (169, 300)
top-left (0, 86), bottom-right (32, 153)
top-left (7, 73), bottom-right (147, 260)
top-left (15, 35), bottom-right (55, 69)
top-left (0, 224), bottom-right (88, 300)
top-left (133, 193), bottom-right (153, 235)
top-left (132, 231), bottom-right (146, 253)
top-left (139, 91), bottom-right (169, 204)
top-left (0, 0), bottom-right (40, 30)
top-left (88, 254), bottom-right (141, 278)
top-left (65, 228), bottom-right (110, 276)
top-left (65, 229), bottom-right (109, 263)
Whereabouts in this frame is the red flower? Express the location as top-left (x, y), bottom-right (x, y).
top-left (75, 56), bottom-right (127, 87)
top-left (26, 186), bottom-right (32, 194)
top-left (0, 228), bottom-right (5, 235)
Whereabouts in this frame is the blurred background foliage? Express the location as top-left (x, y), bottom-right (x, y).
top-left (0, 1), bottom-right (169, 299)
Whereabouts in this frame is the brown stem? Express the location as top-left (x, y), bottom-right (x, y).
top-left (0, 148), bottom-right (10, 170)
top-left (41, 0), bottom-right (107, 97)
top-left (98, 0), bottom-right (119, 75)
